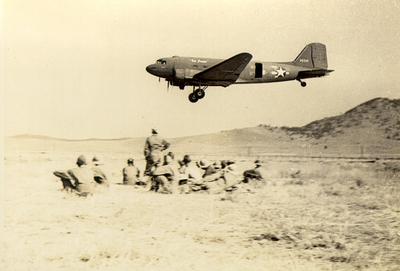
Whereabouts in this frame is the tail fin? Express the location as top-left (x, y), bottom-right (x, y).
top-left (293, 43), bottom-right (328, 69)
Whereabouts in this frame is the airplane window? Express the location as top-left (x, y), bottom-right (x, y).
top-left (156, 59), bottom-right (166, 65)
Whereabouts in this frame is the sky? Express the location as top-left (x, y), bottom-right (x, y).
top-left (3, 0), bottom-right (400, 139)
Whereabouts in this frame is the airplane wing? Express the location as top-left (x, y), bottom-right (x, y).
top-left (193, 53), bottom-right (252, 86)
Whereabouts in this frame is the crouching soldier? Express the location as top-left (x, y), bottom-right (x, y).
top-left (150, 159), bottom-right (174, 193)
top-left (243, 160), bottom-right (264, 183)
top-left (53, 170), bottom-right (76, 192)
top-left (178, 155), bottom-right (205, 193)
top-left (203, 160), bottom-right (241, 194)
top-left (222, 160), bottom-right (241, 192)
top-left (199, 160), bottom-right (224, 193)
top-left (122, 158), bottom-right (143, 185)
top-left (92, 156), bottom-right (110, 187)
top-left (67, 155), bottom-right (96, 196)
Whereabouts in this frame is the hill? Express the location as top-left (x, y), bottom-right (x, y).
top-left (6, 98), bottom-right (400, 157)
top-left (172, 97), bottom-right (400, 157)
top-left (282, 97), bottom-right (400, 140)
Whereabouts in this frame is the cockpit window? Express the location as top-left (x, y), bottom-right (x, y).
top-left (156, 59), bottom-right (167, 65)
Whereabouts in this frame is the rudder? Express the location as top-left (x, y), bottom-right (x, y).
top-left (293, 43), bottom-right (328, 69)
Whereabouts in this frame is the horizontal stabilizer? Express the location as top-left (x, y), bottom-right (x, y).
top-left (297, 69), bottom-right (334, 79)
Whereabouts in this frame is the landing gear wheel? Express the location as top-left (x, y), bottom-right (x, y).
top-left (188, 93), bottom-right (198, 103)
top-left (195, 89), bottom-right (205, 99)
top-left (301, 81), bottom-right (307, 87)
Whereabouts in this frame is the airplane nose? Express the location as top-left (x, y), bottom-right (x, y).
top-left (146, 64), bottom-right (157, 75)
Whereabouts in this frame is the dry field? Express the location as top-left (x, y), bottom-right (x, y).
top-left (1, 147), bottom-right (400, 271)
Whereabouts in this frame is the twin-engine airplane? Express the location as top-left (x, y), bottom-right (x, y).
top-left (146, 43), bottom-right (333, 103)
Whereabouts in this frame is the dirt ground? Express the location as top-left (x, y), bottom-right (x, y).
top-left (1, 149), bottom-right (399, 271)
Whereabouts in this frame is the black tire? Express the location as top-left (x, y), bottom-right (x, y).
top-left (188, 93), bottom-right (198, 103)
top-left (301, 81), bottom-right (307, 87)
top-left (195, 89), bottom-right (205, 99)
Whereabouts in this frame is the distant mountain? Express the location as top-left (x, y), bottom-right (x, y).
top-left (7, 97), bottom-right (400, 156)
top-left (11, 97), bottom-right (399, 144)
top-left (11, 134), bottom-right (63, 140)
top-left (10, 134), bottom-right (134, 142)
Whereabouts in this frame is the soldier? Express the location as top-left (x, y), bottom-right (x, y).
top-left (199, 159), bottom-right (217, 178)
top-left (91, 156), bottom-right (109, 187)
top-left (53, 170), bottom-right (76, 192)
top-left (67, 155), bottom-right (96, 196)
top-left (199, 160), bottom-right (224, 193)
top-left (177, 155), bottom-right (191, 193)
top-left (165, 151), bottom-right (180, 172)
top-left (150, 159), bottom-right (174, 193)
top-left (243, 160), bottom-right (264, 183)
top-left (163, 154), bottom-right (181, 193)
top-left (179, 155), bottom-right (205, 192)
top-left (143, 129), bottom-right (170, 176)
top-left (122, 158), bottom-right (142, 185)
top-left (223, 160), bottom-right (241, 192)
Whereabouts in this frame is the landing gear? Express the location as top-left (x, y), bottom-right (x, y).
top-left (297, 78), bottom-right (307, 87)
top-left (188, 86), bottom-right (207, 103)
top-left (188, 92), bottom-right (198, 103)
top-left (194, 88), bottom-right (205, 99)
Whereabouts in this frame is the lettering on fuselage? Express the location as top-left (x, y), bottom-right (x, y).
top-left (299, 58), bottom-right (309, 63)
top-left (191, 59), bottom-right (208, 64)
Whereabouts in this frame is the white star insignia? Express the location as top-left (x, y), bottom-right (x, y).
top-left (271, 67), bottom-right (289, 78)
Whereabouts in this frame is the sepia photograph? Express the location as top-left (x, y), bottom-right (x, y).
top-left (2, 0), bottom-right (400, 270)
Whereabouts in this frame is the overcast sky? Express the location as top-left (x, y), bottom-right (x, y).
top-left (3, 0), bottom-right (400, 139)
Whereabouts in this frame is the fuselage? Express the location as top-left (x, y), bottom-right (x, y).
top-left (146, 56), bottom-right (312, 87)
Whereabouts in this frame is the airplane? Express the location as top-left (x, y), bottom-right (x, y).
top-left (146, 43), bottom-right (333, 103)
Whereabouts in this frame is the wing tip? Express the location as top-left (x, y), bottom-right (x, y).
top-left (240, 52), bottom-right (252, 59)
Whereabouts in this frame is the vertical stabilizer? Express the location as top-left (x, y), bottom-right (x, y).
top-left (293, 43), bottom-right (328, 69)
